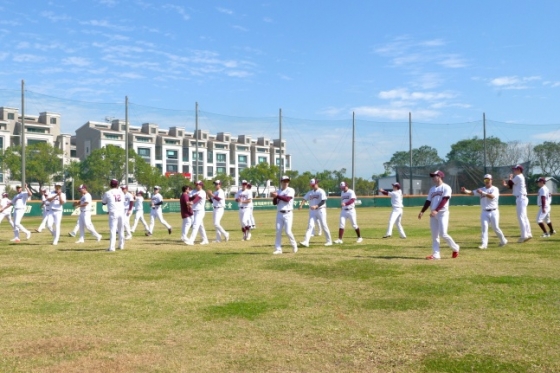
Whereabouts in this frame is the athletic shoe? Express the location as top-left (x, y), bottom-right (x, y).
top-left (334, 239), bottom-right (343, 244)
top-left (117, 246), bottom-right (124, 250)
top-left (52, 242), bottom-right (57, 246)
top-left (551, 230), bottom-right (557, 235)
top-left (299, 241), bottom-right (309, 248)
top-left (324, 242), bottom-right (333, 246)
top-left (478, 245), bottom-right (487, 249)
top-left (26, 232), bottom-right (31, 240)
top-left (75, 240), bottom-right (84, 244)
top-left (356, 237), bottom-right (363, 243)
top-left (383, 235), bottom-right (391, 238)
top-left (517, 238), bottom-right (525, 243)
top-left (130, 230), bottom-right (135, 233)
top-left (125, 235), bottom-right (132, 240)
top-left (68, 232), bottom-right (76, 237)
top-left (12, 238), bottom-right (20, 243)
top-left (168, 228), bottom-right (172, 235)
top-left (293, 247), bottom-right (298, 253)
top-left (452, 251), bottom-right (459, 258)
top-left (225, 232), bottom-right (230, 242)
top-left (145, 232), bottom-right (152, 236)
top-left (273, 249), bottom-right (283, 255)
top-left (400, 236), bottom-right (407, 239)
top-left (200, 240), bottom-right (209, 245)
top-left (524, 236), bottom-right (532, 242)
top-left (426, 255), bottom-right (440, 260)
top-left (35, 229), bottom-right (41, 233)
top-left (317, 231), bottom-right (322, 236)
top-left (184, 240), bottom-right (194, 246)
top-left (97, 235), bottom-right (102, 242)
top-left (106, 248), bottom-right (115, 252)
top-left (499, 240), bottom-right (508, 247)
top-left (541, 233), bottom-right (550, 238)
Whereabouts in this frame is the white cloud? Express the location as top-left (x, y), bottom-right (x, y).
top-left (489, 75), bottom-right (541, 90)
top-left (543, 81), bottom-right (560, 88)
top-left (378, 88), bottom-right (456, 102)
top-left (233, 25), bottom-right (248, 32)
top-left (352, 106), bottom-right (440, 120)
top-left (438, 54), bottom-right (467, 68)
top-left (13, 54), bottom-right (47, 63)
top-left (62, 57), bottom-right (91, 67)
top-left (81, 19), bottom-right (134, 32)
top-left (216, 7), bottom-right (233, 15)
top-left (263, 17), bottom-right (273, 23)
top-left (98, 0), bottom-right (118, 7)
top-left (163, 4), bottom-right (190, 21)
top-left (532, 130), bottom-right (560, 141)
top-left (40, 11), bottom-right (71, 22)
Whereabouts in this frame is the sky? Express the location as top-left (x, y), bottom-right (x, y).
top-left (1, 0), bottom-right (559, 178)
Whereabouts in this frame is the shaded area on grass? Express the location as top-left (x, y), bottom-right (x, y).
top-left (422, 353), bottom-right (531, 373)
top-left (146, 251), bottom-right (233, 272)
top-left (203, 300), bottom-right (288, 321)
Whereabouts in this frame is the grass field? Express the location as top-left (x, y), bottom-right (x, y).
top-left (1, 204), bottom-right (559, 373)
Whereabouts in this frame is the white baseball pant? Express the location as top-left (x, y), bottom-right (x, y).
top-left (303, 208), bottom-right (332, 243)
top-left (516, 196), bottom-right (532, 239)
top-left (480, 210), bottom-right (506, 247)
top-left (51, 209), bottom-right (63, 245)
top-left (37, 209), bottom-right (53, 233)
top-left (13, 208), bottom-right (30, 239)
top-left (108, 212), bottom-right (125, 250)
top-left (132, 210), bottom-right (149, 232)
top-left (188, 210), bottom-right (208, 243)
top-left (123, 209), bottom-right (132, 236)
top-left (149, 207), bottom-right (171, 233)
top-left (212, 207), bottom-right (228, 241)
top-left (0, 212), bottom-right (14, 228)
top-left (275, 210), bottom-right (297, 251)
top-left (429, 210), bottom-right (459, 258)
top-left (536, 206), bottom-right (551, 224)
top-left (79, 210), bottom-right (101, 240)
top-left (339, 207), bottom-right (359, 229)
top-left (386, 207), bottom-right (406, 238)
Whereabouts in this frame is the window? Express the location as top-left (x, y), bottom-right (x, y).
top-left (192, 151), bottom-right (203, 161)
top-left (207, 151), bottom-right (213, 163)
top-left (104, 134), bottom-right (120, 140)
top-left (207, 166), bottom-right (213, 177)
top-left (0, 137), bottom-right (3, 150)
top-left (257, 147), bottom-right (267, 152)
top-left (166, 150), bottom-right (178, 159)
top-left (50, 117), bottom-right (57, 124)
top-left (237, 146), bottom-right (248, 151)
top-left (238, 155), bottom-right (248, 164)
top-left (27, 127), bottom-right (47, 133)
top-left (70, 149), bottom-right (77, 157)
top-left (217, 167), bottom-right (226, 174)
top-left (155, 164), bottom-right (162, 171)
top-left (138, 148), bottom-right (150, 157)
top-left (258, 156), bottom-right (268, 163)
top-left (166, 164), bottom-right (178, 172)
top-left (178, 131), bottom-right (183, 137)
top-left (215, 144), bottom-right (227, 149)
top-left (183, 148), bottom-right (189, 161)
top-left (165, 139), bottom-right (179, 145)
top-left (136, 136), bottom-right (151, 142)
top-left (216, 153), bottom-right (226, 162)
top-left (183, 165), bottom-right (190, 173)
top-left (7, 113), bottom-right (14, 120)
top-left (27, 139), bottom-right (47, 145)
top-left (151, 128), bottom-right (156, 134)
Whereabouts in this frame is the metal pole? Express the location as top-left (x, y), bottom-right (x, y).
top-left (21, 80), bottom-right (26, 187)
top-left (279, 108), bottom-right (282, 182)
top-left (409, 112), bottom-right (412, 195)
top-left (195, 102), bottom-right (199, 181)
top-left (483, 112), bottom-right (487, 175)
top-left (125, 96), bottom-right (129, 185)
top-left (352, 112), bottom-right (355, 190)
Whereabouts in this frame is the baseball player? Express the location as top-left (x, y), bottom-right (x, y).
top-left (536, 177), bottom-right (555, 237)
top-left (73, 184), bottom-right (102, 243)
top-left (298, 178), bottom-right (333, 247)
top-left (131, 190), bottom-right (149, 234)
top-left (235, 180), bottom-right (253, 240)
top-left (207, 180), bottom-right (230, 242)
top-left (47, 182), bottom-right (66, 246)
top-left (101, 179), bottom-right (126, 251)
top-left (120, 185), bottom-right (134, 240)
top-left (185, 181), bottom-right (209, 245)
top-left (334, 181), bottom-right (363, 244)
top-left (0, 192), bottom-right (14, 228)
top-left (418, 170), bottom-right (460, 260)
top-left (461, 174), bottom-right (507, 249)
top-left (379, 182), bottom-right (407, 239)
top-left (180, 185), bottom-right (194, 242)
top-left (147, 185), bottom-right (172, 236)
top-left (68, 220), bottom-right (80, 238)
top-left (271, 175), bottom-right (298, 254)
top-left (1, 185), bottom-right (32, 242)
top-left (502, 164), bottom-right (532, 243)
top-left (35, 187), bottom-right (53, 233)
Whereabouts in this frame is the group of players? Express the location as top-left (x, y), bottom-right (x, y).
top-left (0, 163), bottom-right (555, 257)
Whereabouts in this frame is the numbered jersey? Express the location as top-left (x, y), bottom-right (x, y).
top-left (102, 188), bottom-right (125, 214)
top-left (538, 185), bottom-right (552, 207)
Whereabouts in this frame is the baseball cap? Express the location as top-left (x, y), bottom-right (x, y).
top-left (54, 182), bottom-right (63, 187)
top-left (2, 192), bottom-right (8, 197)
top-left (213, 180), bottom-right (221, 185)
top-left (281, 175), bottom-right (290, 182)
top-left (78, 184), bottom-right (87, 190)
top-left (136, 190), bottom-right (144, 195)
top-left (483, 174), bottom-right (492, 180)
top-left (392, 182), bottom-right (401, 188)
top-left (153, 185), bottom-right (160, 190)
top-left (120, 185), bottom-right (128, 189)
top-left (246, 182), bottom-right (252, 188)
top-left (512, 164), bottom-right (524, 172)
top-left (429, 170), bottom-right (445, 178)
top-left (241, 180), bottom-right (248, 185)
top-left (194, 180), bottom-right (204, 186)
top-left (15, 185), bottom-right (21, 189)
top-left (110, 179), bottom-right (119, 188)
top-left (340, 181), bottom-right (347, 188)
top-left (310, 178), bottom-right (318, 186)
top-left (537, 177), bottom-right (547, 183)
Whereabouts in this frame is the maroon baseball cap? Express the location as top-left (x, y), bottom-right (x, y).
top-left (78, 184), bottom-right (87, 190)
top-left (512, 164), bottom-right (524, 172)
top-left (537, 177), bottom-right (546, 183)
top-left (310, 178), bottom-right (318, 186)
top-left (429, 170), bottom-right (445, 178)
top-left (392, 182), bottom-right (401, 188)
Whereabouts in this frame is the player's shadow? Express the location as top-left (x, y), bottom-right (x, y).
top-left (352, 254), bottom-right (426, 260)
top-left (58, 248), bottom-right (108, 252)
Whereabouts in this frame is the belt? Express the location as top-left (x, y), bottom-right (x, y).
top-left (214, 206), bottom-right (222, 209)
top-left (240, 207), bottom-right (247, 209)
top-left (279, 210), bottom-right (291, 213)
top-left (485, 208), bottom-right (496, 211)
top-left (344, 208), bottom-right (354, 210)
top-left (516, 194), bottom-right (527, 198)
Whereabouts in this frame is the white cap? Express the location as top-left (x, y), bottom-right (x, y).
top-left (55, 182), bottom-right (63, 187)
top-left (281, 175), bottom-right (290, 182)
top-left (483, 174), bottom-right (492, 179)
top-left (241, 180), bottom-right (248, 184)
top-left (154, 185), bottom-right (161, 190)
top-left (340, 181), bottom-right (347, 188)
top-left (310, 178), bottom-right (318, 185)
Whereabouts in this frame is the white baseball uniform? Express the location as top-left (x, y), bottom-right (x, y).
top-left (337, 187), bottom-right (362, 242)
top-left (237, 188), bottom-right (253, 239)
top-left (131, 195), bottom-right (149, 233)
top-left (210, 188), bottom-right (229, 242)
top-left (122, 191), bottom-right (134, 238)
top-left (301, 187), bottom-right (332, 244)
top-left (102, 188), bottom-right (125, 251)
top-left (510, 173), bottom-right (532, 239)
top-left (273, 186), bottom-right (297, 253)
top-left (383, 189), bottom-right (406, 238)
top-left (37, 192), bottom-right (53, 233)
top-left (187, 188), bottom-right (208, 244)
top-left (475, 185), bottom-right (506, 248)
top-left (77, 191), bottom-right (102, 241)
top-left (149, 191), bottom-right (172, 234)
top-left (537, 184), bottom-right (552, 224)
top-left (11, 190), bottom-right (32, 240)
top-left (0, 197), bottom-right (14, 228)
top-left (180, 192), bottom-right (194, 242)
top-left (425, 183), bottom-right (459, 258)
top-left (49, 190), bottom-right (66, 245)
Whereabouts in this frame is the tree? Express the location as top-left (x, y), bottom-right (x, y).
top-left (446, 137), bottom-right (505, 167)
top-left (164, 173), bottom-right (190, 198)
top-left (534, 141), bottom-right (560, 176)
top-left (239, 162), bottom-right (279, 196)
top-left (0, 143), bottom-right (64, 192)
top-left (134, 159), bottom-right (167, 196)
top-left (354, 177), bottom-right (376, 196)
top-left (385, 145), bottom-right (443, 172)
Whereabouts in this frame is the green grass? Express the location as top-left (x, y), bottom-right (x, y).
top-left (1, 204), bottom-right (560, 372)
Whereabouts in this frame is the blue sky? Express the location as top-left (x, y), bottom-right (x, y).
top-left (1, 0), bottom-right (559, 178)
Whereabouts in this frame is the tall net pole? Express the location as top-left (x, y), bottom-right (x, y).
top-left (21, 80), bottom-right (26, 187)
top-left (125, 96), bottom-right (129, 185)
top-left (278, 108), bottom-right (282, 183)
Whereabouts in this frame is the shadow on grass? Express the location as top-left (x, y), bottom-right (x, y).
top-left (202, 300), bottom-right (288, 321)
top-left (57, 248), bottom-right (109, 252)
top-left (421, 353), bottom-right (530, 373)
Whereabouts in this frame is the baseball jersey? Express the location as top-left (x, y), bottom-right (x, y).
top-left (427, 183), bottom-right (452, 212)
top-left (341, 188), bottom-right (357, 207)
top-left (151, 192), bottom-right (164, 209)
top-left (123, 192), bottom-right (134, 211)
top-left (476, 185), bottom-right (499, 210)
top-left (238, 189), bottom-right (252, 208)
top-left (12, 191), bottom-right (30, 210)
top-left (388, 189), bottom-right (404, 208)
top-left (276, 187), bottom-right (295, 211)
top-left (134, 195), bottom-right (145, 212)
top-left (511, 174), bottom-right (527, 197)
top-left (211, 189), bottom-right (226, 208)
top-left (538, 185), bottom-right (552, 208)
top-left (79, 192), bottom-right (93, 212)
top-left (50, 191), bottom-right (66, 211)
top-left (191, 189), bottom-right (206, 211)
top-left (41, 193), bottom-right (52, 211)
top-left (304, 188), bottom-right (327, 208)
top-left (1, 197), bottom-right (12, 214)
top-left (102, 188), bottom-right (125, 214)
